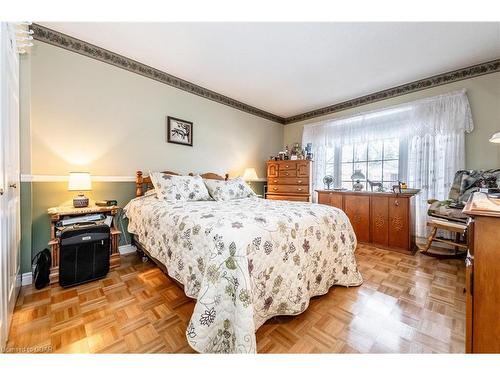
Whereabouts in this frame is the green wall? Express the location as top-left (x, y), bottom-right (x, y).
top-left (20, 180), bottom-right (265, 273)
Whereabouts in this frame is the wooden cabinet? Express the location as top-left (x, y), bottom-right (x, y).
top-left (463, 193), bottom-right (500, 353)
top-left (316, 190), bottom-right (418, 254)
top-left (267, 160), bottom-right (312, 202)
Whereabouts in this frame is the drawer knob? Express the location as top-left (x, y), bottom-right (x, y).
top-left (394, 200), bottom-right (399, 206)
top-left (297, 188), bottom-right (302, 191)
top-left (298, 180), bottom-right (302, 183)
top-left (285, 165), bottom-right (289, 168)
top-left (285, 173), bottom-right (289, 176)
top-left (273, 180), bottom-right (277, 183)
top-left (273, 187), bottom-right (278, 191)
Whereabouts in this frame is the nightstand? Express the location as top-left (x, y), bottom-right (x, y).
top-left (47, 205), bottom-right (121, 285)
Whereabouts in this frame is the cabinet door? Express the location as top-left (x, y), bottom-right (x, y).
top-left (343, 195), bottom-right (370, 242)
top-left (330, 193), bottom-right (343, 210)
top-left (267, 163), bottom-right (279, 178)
top-left (388, 197), bottom-right (409, 250)
top-left (371, 196), bottom-right (389, 247)
top-left (318, 192), bottom-right (330, 205)
top-left (296, 162), bottom-right (310, 177)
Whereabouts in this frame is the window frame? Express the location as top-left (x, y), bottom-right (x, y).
top-left (324, 137), bottom-right (408, 190)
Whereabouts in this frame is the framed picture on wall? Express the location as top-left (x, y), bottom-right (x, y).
top-left (166, 116), bottom-right (193, 146)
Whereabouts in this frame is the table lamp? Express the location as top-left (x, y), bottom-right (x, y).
top-left (68, 172), bottom-right (92, 207)
top-left (351, 169), bottom-right (365, 191)
top-left (242, 168), bottom-right (259, 182)
top-left (242, 168), bottom-right (259, 192)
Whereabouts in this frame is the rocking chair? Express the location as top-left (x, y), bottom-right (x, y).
top-left (421, 169), bottom-right (500, 258)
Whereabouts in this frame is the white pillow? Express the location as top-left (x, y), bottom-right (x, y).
top-left (150, 172), bottom-right (211, 202)
top-left (204, 177), bottom-right (256, 201)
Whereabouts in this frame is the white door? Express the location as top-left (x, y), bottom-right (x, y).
top-left (0, 22), bottom-right (21, 350)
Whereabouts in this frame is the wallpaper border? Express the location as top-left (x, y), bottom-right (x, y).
top-left (31, 24), bottom-right (500, 126)
top-left (284, 59), bottom-right (500, 124)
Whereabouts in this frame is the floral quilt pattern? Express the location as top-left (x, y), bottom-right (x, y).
top-left (124, 196), bottom-right (362, 353)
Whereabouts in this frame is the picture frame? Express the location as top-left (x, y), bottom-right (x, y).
top-left (166, 116), bottom-right (193, 146)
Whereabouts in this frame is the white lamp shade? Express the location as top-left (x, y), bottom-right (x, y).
top-left (351, 170), bottom-right (366, 180)
top-left (68, 172), bottom-right (92, 191)
top-left (242, 168), bottom-right (259, 181)
top-left (489, 132), bottom-right (500, 144)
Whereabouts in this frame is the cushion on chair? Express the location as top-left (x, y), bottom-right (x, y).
top-left (448, 169), bottom-right (500, 203)
top-left (427, 200), bottom-right (469, 223)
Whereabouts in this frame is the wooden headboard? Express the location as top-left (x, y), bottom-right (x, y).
top-left (135, 170), bottom-right (229, 197)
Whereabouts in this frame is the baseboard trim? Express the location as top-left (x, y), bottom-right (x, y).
top-left (118, 244), bottom-right (137, 255)
top-left (21, 272), bottom-right (32, 286)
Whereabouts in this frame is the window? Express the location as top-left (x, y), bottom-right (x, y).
top-left (325, 137), bottom-right (407, 190)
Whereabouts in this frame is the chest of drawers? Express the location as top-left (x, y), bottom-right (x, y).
top-left (266, 160), bottom-right (312, 202)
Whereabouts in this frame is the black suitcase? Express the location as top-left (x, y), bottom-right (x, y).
top-left (59, 223), bottom-right (110, 287)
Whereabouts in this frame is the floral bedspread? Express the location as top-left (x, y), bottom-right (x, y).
top-left (124, 196), bottom-right (362, 353)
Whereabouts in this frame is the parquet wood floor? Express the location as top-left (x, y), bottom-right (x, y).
top-left (5, 244), bottom-right (465, 354)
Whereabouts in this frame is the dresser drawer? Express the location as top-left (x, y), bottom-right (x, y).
top-left (278, 169), bottom-right (297, 177)
top-left (267, 194), bottom-right (310, 202)
top-left (268, 185), bottom-right (309, 194)
top-left (268, 177), bottom-right (308, 185)
top-left (279, 163), bottom-right (297, 171)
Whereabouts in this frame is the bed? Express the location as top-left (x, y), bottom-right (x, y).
top-left (124, 170), bottom-right (363, 353)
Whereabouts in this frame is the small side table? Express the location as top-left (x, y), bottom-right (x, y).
top-left (47, 205), bottom-right (122, 284)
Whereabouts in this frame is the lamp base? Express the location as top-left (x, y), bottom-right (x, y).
top-left (353, 180), bottom-right (364, 192)
top-left (73, 194), bottom-right (89, 208)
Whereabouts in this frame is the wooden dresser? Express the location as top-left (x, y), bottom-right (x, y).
top-left (266, 160), bottom-right (312, 202)
top-left (316, 190), bottom-right (418, 254)
top-left (463, 192), bottom-right (500, 353)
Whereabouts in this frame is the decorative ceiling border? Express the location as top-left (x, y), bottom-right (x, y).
top-left (284, 59), bottom-right (500, 124)
top-left (31, 23), bottom-right (500, 126)
top-left (30, 23), bottom-right (285, 124)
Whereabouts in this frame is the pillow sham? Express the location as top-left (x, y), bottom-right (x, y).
top-left (144, 188), bottom-right (157, 197)
top-left (204, 177), bottom-right (256, 201)
top-left (150, 172), bottom-right (211, 202)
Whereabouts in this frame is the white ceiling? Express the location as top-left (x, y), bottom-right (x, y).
top-left (40, 22), bottom-right (500, 118)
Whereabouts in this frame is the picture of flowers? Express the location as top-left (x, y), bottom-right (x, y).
top-left (166, 116), bottom-right (193, 146)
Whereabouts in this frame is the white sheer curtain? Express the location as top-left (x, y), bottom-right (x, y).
top-left (302, 89), bottom-right (474, 237)
top-left (406, 91), bottom-right (473, 236)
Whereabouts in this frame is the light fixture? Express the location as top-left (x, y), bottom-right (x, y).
top-left (489, 132), bottom-right (500, 144)
top-left (351, 169), bottom-right (366, 192)
top-left (242, 168), bottom-right (259, 181)
top-left (68, 172), bottom-right (92, 207)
